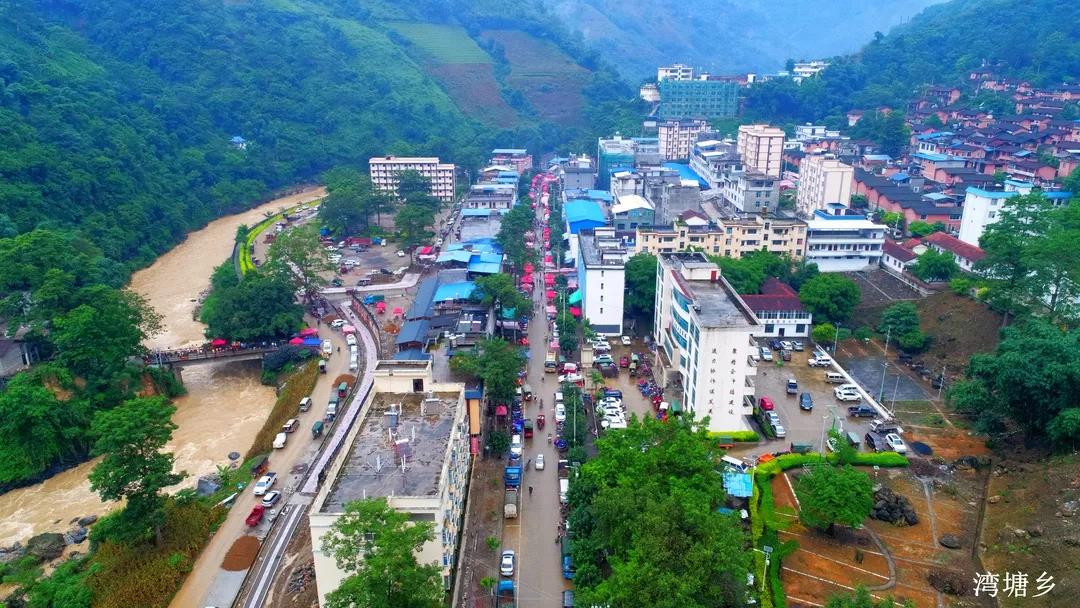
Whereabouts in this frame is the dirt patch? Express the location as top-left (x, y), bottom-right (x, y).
top-left (426, 63), bottom-right (520, 127)
top-left (264, 516), bottom-right (319, 608)
top-left (222, 535), bottom-right (261, 571)
top-left (914, 291), bottom-right (1003, 372)
top-left (331, 374), bottom-right (354, 387)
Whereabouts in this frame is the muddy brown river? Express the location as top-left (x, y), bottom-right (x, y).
top-left (0, 188), bottom-right (326, 547)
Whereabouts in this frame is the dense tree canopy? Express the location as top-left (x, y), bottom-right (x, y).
top-left (321, 498), bottom-right (443, 608)
top-left (799, 274), bottom-right (861, 324)
top-left (199, 263), bottom-right (304, 341)
top-left (495, 204), bottom-right (538, 271)
top-left (449, 338), bottom-right (525, 404)
top-left (911, 249), bottom-right (959, 282)
top-left (624, 252), bottom-right (658, 325)
top-left (569, 416), bottom-right (751, 608)
top-left (795, 464), bottom-right (873, 533)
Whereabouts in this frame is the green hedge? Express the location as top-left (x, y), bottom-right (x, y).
top-left (708, 430), bottom-right (760, 442)
top-left (842, 451), bottom-right (910, 467)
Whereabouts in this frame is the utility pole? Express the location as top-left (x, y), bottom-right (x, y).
top-left (832, 324), bottom-right (842, 354)
top-left (878, 328), bottom-right (891, 402)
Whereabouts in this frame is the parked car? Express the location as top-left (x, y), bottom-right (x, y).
top-left (808, 356), bottom-right (832, 368)
top-left (253, 473), bottom-right (277, 496)
top-left (510, 434), bottom-right (523, 457)
top-left (260, 490), bottom-right (281, 508)
top-left (559, 373), bottom-right (583, 384)
top-left (885, 433), bottom-right (908, 453)
top-left (780, 341), bottom-right (794, 351)
top-left (620, 336), bottom-right (632, 346)
top-left (781, 349), bottom-right (792, 361)
top-left (759, 396), bottom-right (775, 411)
top-left (792, 341), bottom-right (804, 352)
top-left (768, 338), bottom-right (782, 351)
top-left (834, 386), bottom-right (861, 401)
top-left (396, 250), bottom-right (406, 257)
top-left (799, 392), bottom-right (814, 411)
top-left (619, 355), bottom-right (630, 368)
top-left (772, 423), bottom-right (787, 438)
top-left (555, 403), bottom-right (566, 423)
top-left (826, 437), bottom-right (838, 452)
top-left (760, 348), bottom-right (773, 362)
top-left (535, 454), bottom-right (545, 470)
top-left (848, 405), bottom-right (877, 418)
top-left (500, 549), bottom-right (516, 577)
top-left (750, 350), bottom-right (761, 362)
top-left (766, 411), bottom-right (781, 427)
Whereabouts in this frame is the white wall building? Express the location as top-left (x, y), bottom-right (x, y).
top-left (657, 64), bottom-right (695, 81)
top-left (957, 182), bottom-right (1024, 246)
top-left (657, 119), bottom-right (711, 161)
top-left (736, 124), bottom-right (785, 178)
top-left (310, 361), bottom-right (471, 604)
top-left (369, 156), bottom-right (457, 202)
top-left (804, 206), bottom-right (885, 272)
top-left (797, 153), bottom-right (853, 215)
top-left (577, 228), bottom-right (629, 336)
top-left (653, 253), bottom-right (760, 432)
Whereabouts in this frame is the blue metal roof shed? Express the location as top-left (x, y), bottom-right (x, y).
top-left (434, 282), bottom-right (476, 302)
top-left (564, 199), bottom-right (606, 235)
top-left (407, 277), bottom-right (439, 320)
top-left (396, 319), bottom-right (430, 347)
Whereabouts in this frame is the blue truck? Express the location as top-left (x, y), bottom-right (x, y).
top-left (560, 536), bottom-right (575, 579)
top-left (504, 465), bottom-right (521, 488)
top-left (494, 579), bottom-right (515, 608)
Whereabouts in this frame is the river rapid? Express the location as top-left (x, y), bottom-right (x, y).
top-left (0, 188), bottom-right (326, 547)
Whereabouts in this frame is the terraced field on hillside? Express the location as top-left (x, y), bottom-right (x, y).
top-left (481, 29), bottom-right (591, 126)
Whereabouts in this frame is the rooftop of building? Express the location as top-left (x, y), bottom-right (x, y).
top-left (807, 210), bottom-right (883, 230)
top-left (579, 229), bottom-right (628, 268)
top-left (883, 240), bottom-right (918, 263)
top-left (611, 194), bottom-right (653, 214)
top-left (458, 214), bottom-right (505, 242)
top-left (923, 231), bottom-right (986, 262)
top-left (740, 278), bottom-right (805, 312)
top-left (660, 253), bottom-right (758, 329)
top-left (320, 391), bottom-right (460, 512)
top-left (370, 156), bottom-right (449, 165)
top-left (491, 148), bottom-right (528, 155)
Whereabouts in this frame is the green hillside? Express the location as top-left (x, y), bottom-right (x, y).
top-left (0, 0), bottom-right (634, 269)
top-left (744, 0), bottom-right (1080, 123)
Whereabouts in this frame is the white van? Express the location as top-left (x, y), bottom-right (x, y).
top-left (825, 371), bottom-right (845, 384)
top-left (272, 432), bottom-right (287, 449)
top-left (558, 478), bottom-right (569, 504)
top-left (510, 434), bottom-right (523, 458)
top-left (299, 397), bottom-right (312, 412)
top-left (326, 402), bottom-right (338, 418)
top-left (349, 344), bottom-right (358, 357)
top-left (321, 340), bottom-right (332, 355)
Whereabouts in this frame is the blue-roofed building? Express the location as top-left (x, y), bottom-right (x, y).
top-left (407, 276), bottom-right (439, 320)
top-left (722, 471), bottom-right (753, 498)
top-left (434, 282), bottom-right (476, 303)
top-left (393, 348), bottom-right (432, 361)
top-left (564, 199), bottom-right (607, 235)
top-left (960, 180), bottom-right (1073, 246)
top-left (396, 319), bottom-right (431, 351)
top-left (662, 162), bottom-right (709, 189)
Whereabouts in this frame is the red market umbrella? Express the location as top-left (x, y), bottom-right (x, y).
top-left (569, 306), bottom-right (582, 317)
top-left (211, 338), bottom-right (228, 347)
top-left (495, 405), bottom-right (508, 416)
top-left (545, 290), bottom-right (556, 299)
top-left (544, 276), bottom-right (555, 286)
top-left (375, 301), bottom-right (387, 313)
top-left (392, 306), bottom-right (403, 316)
top-left (288, 337), bottom-right (304, 345)
top-left (299, 327), bottom-right (319, 337)
top-left (524, 263), bottom-right (534, 273)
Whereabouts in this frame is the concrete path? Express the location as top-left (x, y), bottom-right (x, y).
top-left (320, 273), bottom-right (421, 295)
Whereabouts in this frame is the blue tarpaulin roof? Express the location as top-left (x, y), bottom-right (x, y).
top-left (461, 208), bottom-right (495, 217)
top-left (446, 239), bottom-right (502, 254)
top-left (662, 162), bottom-right (708, 188)
top-left (396, 319), bottom-right (430, 345)
top-left (585, 189), bottom-right (613, 202)
top-left (393, 348), bottom-right (432, 361)
top-left (889, 172), bottom-right (910, 181)
top-left (437, 250), bottom-right (474, 263)
top-left (564, 200), bottom-right (606, 235)
top-left (407, 277), bottom-right (439, 320)
top-left (468, 261), bottom-right (502, 274)
top-left (301, 337), bottom-right (321, 346)
top-left (722, 471), bottom-right (753, 498)
top-left (434, 282), bottom-right (476, 302)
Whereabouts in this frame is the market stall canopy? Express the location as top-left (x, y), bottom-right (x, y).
top-left (375, 301), bottom-right (387, 312)
top-left (495, 405), bottom-right (508, 416)
top-left (545, 290), bottom-right (556, 299)
top-left (288, 337), bottom-right (304, 345)
top-left (211, 338), bottom-right (228, 347)
top-left (567, 290), bottom-right (582, 305)
top-left (299, 328), bottom-right (319, 337)
top-left (545, 305), bottom-right (557, 315)
top-left (569, 306), bottom-right (582, 317)
top-left (392, 306), bottom-right (404, 316)
top-left (544, 275), bottom-right (555, 286)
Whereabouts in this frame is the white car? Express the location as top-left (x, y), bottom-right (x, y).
top-left (808, 356), bottom-right (831, 368)
top-left (885, 433), bottom-right (908, 453)
top-left (750, 350), bottom-right (761, 362)
top-left (500, 549), bottom-right (515, 577)
top-left (772, 423), bottom-right (787, 438)
top-left (559, 373), bottom-right (583, 384)
top-left (510, 434), bottom-right (523, 457)
top-left (555, 403), bottom-right (566, 423)
top-left (760, 347), bottom-right (773, 362)
top-left (834, 386), bottom-right (861, 401)
top-left (252, 474), bottom-right (276, 496)
top-left (396, 250), bottom-right (406, 257)
top-left (534, 454), bottom-right (545, 470)
top-left (604, 418), bottom-right (628, 430)
top-left (260, 490), bottom-right (282, 508)
top-left (620, 336), bottom-right (632, 346)
top-left (346, 333), bottom-right (357, 346)
top-left (780, 341), bottom-right (794, 351)
top-left (321, 340), bottom-right (332, 355)
top-left (330, 319), bottom-right (345, 328)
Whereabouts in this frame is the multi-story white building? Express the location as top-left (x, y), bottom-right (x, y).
top-left (689, 139), bottom-right (741, 189)
top-left (740, 278), bottom-right (812, 338)
top-left (804, 205), bottom-right (886, 272)
top-left (636, 213), bottom-right (806, 260)
top-left (576, 228), bottom-right (628, 335)
top-left (657, 119), bottom-right (711, 161)
top-left (653, 253), bottom-right (760, 432)
top-left (792, 61), bottom-right (830, 81)
top-left (797, 153), bottom-right (853, 215)
top-left (489, 148), bottom-right (532, 174)
top-left (719, 168), bottom-right (779, 214)
top-left (369, 156), bottom-right (457, 202)
top-left (657, 64), bottom-right (695, 81)
top-left (310, 360), bottom-right (471, 603)
top-left (955, 180), bottom-right (1071, 247)
top-left (736, 124), bottom-right (785, 178)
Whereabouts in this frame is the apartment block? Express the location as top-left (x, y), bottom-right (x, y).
top-left (489, 148), bottom-right (533, 174)
top-left (310, 361), bottom-right (471, 604)
top-left (658, 119), bottom-right (712, 161)
top-left (719, 168), bottom-right (779, 214)
top-left (736, 124), bottom-right (785, 178)
top-left (689, 139), bottom-right (741, 189)
top-left (635, 213), bottom-right (806, 259)
top-left (369, 156), bottom-right (456, 202)
top-left (658, 79), bottom-right (739, 120)
top-left (653, 253), bottom-right (760, 432)
top-left (797, 153), bottom-right (854, 215)
top-left (657, 64), bottom-right (695, 81)
top-left (576, 228), bottom-right (629, 335)
top-left (804, 206), bottom-right (886, 272)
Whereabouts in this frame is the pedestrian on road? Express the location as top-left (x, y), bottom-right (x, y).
top-left (528, 486), bottom-right (533, 496)
top-left (526, 458), bottom-right (532, 468)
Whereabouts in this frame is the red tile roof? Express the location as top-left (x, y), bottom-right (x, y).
top-left (883, 240), bottom-right (918, 263)
top-left (923, 231), bottom-right (986, 262)
top-left (741, 278), bottom-right (804, 312)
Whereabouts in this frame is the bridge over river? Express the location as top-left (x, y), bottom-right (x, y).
top-left (146, 343), bottom-right (285, 382)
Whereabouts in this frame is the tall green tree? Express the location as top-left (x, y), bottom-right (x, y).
top-left (795, 464), bottom-right (873, 533)
top-left (877, 302), bottom-right (920, 336)
top-left (320, 498), bottom-right (443, 608)
top-left (200, 267), bottom-right (304, 340)
top-left (911, 249), bottom-right (959, 282)
top-left (569, 416), bottom-right (750, 608)
top-left (798, 274), bottom-right (861, 324)
top-left (267, 223), bottom-right (333, 301)
top-left (495, 204), bottom-right (537, 270)
top-left (0, 367), bottom-right (88, 485)
top-left (52, 286), bottom-right (162, 381)
top-left (395, 204), bottom-right (435, 248)
top-left (449, 338), bottom-right (524, 403)
top-left (473, 274), bottom-right (529, 316)
top-left (88, 396), bottom-right (185, 546)
top-left (623, 252), bottom-right (657, 324)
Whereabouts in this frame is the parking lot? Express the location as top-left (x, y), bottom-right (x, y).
top-left (747, 343), bottom-right (876, 456)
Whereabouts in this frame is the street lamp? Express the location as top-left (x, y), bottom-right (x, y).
top-left (751, 546), bottom-right (773, 593)
top-left (820, 413), bottom-right (830, 452)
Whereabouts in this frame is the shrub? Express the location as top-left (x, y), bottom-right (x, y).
top-left (949, 276), bottom-right (974, 296)
top-left (245, 360), bottom-right (319, 459)
top-left (854, 326), bottom-right (874, 341)
top-left (898, 329), bottom-right (929, 353)
top-left (708, 430), bottom-right (760, 442)
top-left (845, 452), bottom-right (910, 467)
top-left (755, 453), bottom-right (827, 476)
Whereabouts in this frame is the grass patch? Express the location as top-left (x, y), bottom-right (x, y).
top-left (708, 430), bottom-right (761, 442)
top-left (245, 359), bottom-right (319, 459)
top-left (385, 22), bottom-right (492, 64)
top-left (238, 200), bottom-right (322, 276)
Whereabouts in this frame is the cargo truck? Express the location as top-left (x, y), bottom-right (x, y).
top-left (503, 488), bottom-right (520, 519)
top-left (504, 465), bottom-right (522, 488)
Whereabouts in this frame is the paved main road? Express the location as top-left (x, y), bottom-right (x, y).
top-left (505, 211), bottom-right (570, 607)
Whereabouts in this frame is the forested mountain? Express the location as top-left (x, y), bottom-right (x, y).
top-left (0, 0), bottom-right (637, 270)
top-left (542, 0), bottom-right (942, 79)
top-left (744, 0), bottom-right (1080, 124)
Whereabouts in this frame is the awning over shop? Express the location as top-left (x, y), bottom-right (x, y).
top-left (288, 337), bottom-right (304, 345)
top-left (392, 306), bottom-right (403, 316)
top-left (545, 290), bottom-right (556, 299)
top-left (544, 275), bottom-right (555, 286)
top-left (299, 327), bottom-right (319, 337)
top-left (545, 306), bottom-right (557, 315)
top-left (567, 290), bottom-right (582, 305)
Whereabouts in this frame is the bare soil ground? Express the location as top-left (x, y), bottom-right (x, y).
top-left (265, 516), bottom-right (319, 608)
top-left (222, 535), bottom-right (260, 571)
